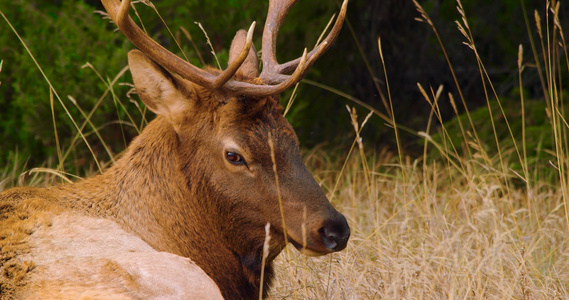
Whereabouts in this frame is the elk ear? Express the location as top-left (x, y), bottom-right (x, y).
top-left (128, 49), bottom-right (192, 130)
top-left (228, 30), bottom-right (259, 79)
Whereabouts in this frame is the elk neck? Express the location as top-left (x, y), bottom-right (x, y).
top-left (51, 115), bottom-right (281, 299)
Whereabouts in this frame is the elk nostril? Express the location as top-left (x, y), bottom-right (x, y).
top-left (318, 221), bottom-right (350, 251)
top-left (318, 227), bottom-right (338, 250)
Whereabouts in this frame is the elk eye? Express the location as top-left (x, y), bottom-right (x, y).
top-left (226, 152), bottom-right (246, 165)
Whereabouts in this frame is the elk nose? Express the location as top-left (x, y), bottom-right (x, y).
top-left (318, 213), bottom-right (350, 251)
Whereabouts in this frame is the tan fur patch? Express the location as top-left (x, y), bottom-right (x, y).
top-left (0, 188), bottom-right (61, 299)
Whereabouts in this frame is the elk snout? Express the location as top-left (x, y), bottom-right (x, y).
top-left (318, 212), bottom-right (350, 251)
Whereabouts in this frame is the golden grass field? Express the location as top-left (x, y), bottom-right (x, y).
top-left (268, 146), bottom-right (569, 299)
top-left (2, 0), bottom-right (569, 299)
top-left (268, 2), bottom-right (569, 298)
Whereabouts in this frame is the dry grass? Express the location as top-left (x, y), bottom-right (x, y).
top-left (268, 0), bottom-right (569, 298)
top-left (267, 147), bottom-right (569, 299)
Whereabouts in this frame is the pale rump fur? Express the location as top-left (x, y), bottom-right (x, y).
top-left (23, 212), bottom-right (222, 299)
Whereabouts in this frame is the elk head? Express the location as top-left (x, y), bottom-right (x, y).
top-left (101, 0), bottom-right (350, 297)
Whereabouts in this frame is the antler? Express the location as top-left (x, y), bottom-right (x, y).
top-left (260, 0), bottom-right (349, 84)
top-left (101, 0), bottom-right (348, 96)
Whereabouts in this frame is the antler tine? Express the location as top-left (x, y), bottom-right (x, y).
top-left (102, 0), bottom-right (219, 89)
top-left (223, 48), bottom-right (309, 96)
top-left (259, 0), bottom-right (349, 84)
top-left (260, 0), bottom-right (300, 82)
top-left (261, 48), bottom-right (309, 94)
top-left (212, 22), bottom-right (256, 89)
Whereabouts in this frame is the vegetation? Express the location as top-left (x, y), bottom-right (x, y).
top-left (1, 0), bottom-right (569, 298)
top-left (269, 0), bottom-right (569, 297)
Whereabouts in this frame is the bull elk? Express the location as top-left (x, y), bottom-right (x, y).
top-left (0, 0), bottom-right (350, 298)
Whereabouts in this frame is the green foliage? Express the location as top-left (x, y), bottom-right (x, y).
top-left (428, 96), bottom-right (566, 181)
top-left (0, 0), bottom-right (133, 169)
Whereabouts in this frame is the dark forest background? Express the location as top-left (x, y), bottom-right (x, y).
top-left (0, 0), bottom-right (567, 170)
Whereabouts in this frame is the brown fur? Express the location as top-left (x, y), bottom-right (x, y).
top-left (0, 43), bottom-right (349, 299)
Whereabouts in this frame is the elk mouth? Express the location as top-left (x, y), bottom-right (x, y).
top-left (287, 237), bottom-right (331, 257)
top-left (286, 228), bottom-right (349, 257)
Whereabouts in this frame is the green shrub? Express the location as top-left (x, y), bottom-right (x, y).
top-left (428, 96), bottom-right (567, 182)
top-left (0, 0), bottom-right (133, 170)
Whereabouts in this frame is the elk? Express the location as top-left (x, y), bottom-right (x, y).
top-left (0, 0), bottom-right (350, 299)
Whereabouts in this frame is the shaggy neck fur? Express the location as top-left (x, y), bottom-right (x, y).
top-left (52, 117), bottom-right (279, 299)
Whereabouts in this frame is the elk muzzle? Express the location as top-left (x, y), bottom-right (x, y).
top-left (289, 209), bottom-right (350, 256)
top-left (281, 159), bottom-right (351, 256)
top-left (318, 210), bottom-right (350, 251)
